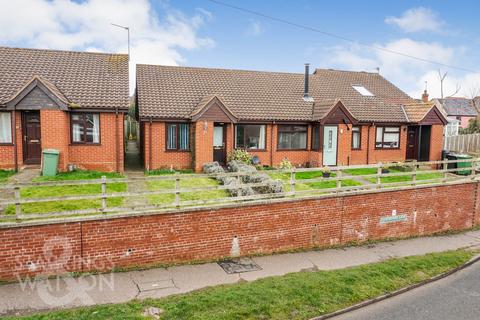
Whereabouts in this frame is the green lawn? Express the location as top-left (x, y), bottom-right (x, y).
top-left (7, 250), bottom-right (472, 320)
top-left (366, 172), bottom-right (444, 184)
top-left (342, 167), bottom-right (378, 176)
top-left (5, 170), bottom-right (126, 215)
top-left (268, 171), bottom-right (360, 192)
top-left (33, 170), bottom-right (123, 182)
top-left (147, 169), bottom-right (194, 176)
top-left (0, 170), bottom-right (15, 183)
top-left (147, 177), bottom-right (229, 206)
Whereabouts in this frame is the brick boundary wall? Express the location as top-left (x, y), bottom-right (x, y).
top-left (0, 182), bottom-right (478, 281)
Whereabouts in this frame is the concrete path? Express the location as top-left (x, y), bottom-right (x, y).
top-left (333, 253), bottom-right (480, 320)
top-left (0, 169), bottom-right (40, 214)
top-left (124, 171), bottom-right (149, 207)
top-left (2, 230), bottom-right (480, 317)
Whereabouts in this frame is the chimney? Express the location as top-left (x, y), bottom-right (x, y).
top-left (421, 89), bottom-right (429, 103)
top-left (304, 63), bottom-right (310, 99)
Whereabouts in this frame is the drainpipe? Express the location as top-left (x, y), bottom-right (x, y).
top-left (270, 121), bottom-right (274, 166)
top-left (366, 124), bottom-right (372, 164)
top-left (115, 107), bottom-right (119, 172)
top-left (13, 107), bottom-right (18, 172)
top-left (149, 117), bottom-right (153, 171)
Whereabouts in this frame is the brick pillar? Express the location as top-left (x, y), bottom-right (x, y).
top-left (194, 120), bottom-right (214, 172)
top-left (40, 110), bottom-right (70, 171)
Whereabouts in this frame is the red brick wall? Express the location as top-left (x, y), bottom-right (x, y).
top-left (429, 124), bottom-right (444, 161)
top-left (0, 111), bottom-right (123, 172)
top-left (0, 182), bottom-right (477, 280)
top-left (69, 113), bottom-right (124, 173)
top-left (143, 122), bottom-right (192, 171)
top-left (194, 121), bottom-right (214, 172)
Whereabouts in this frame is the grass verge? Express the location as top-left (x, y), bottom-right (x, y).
top-left (6, 250), bottom-right (473, 320)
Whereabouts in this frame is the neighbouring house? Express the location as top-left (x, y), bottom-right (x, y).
top-left (0, 47), bottom-right (129, 172)
top-left (136, 64), bottom-right (447, 172)
top-left (434, 97), bottom-right (478, 129)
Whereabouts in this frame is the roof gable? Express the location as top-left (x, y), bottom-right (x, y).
top-left (315, 100), bottom-right (357, 124)
top-left (6, 76), bottom-right (68, 110)
top-left (420, 106), bottom-right (447, 125)
top-left (190, 95), bottom-right (237, 123)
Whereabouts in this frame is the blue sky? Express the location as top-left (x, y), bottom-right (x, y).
top-left (1, 0), bottom-right (479, 98)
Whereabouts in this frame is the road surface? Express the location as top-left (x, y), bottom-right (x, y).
top-left (333, 260), bottom-right (480, 320)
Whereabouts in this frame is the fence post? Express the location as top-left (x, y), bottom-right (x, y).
top-left (336, 169), bottom-right (342, 194)
top-left (174, 173), bottom-right (181, 207)
top-left (101, 175), bottom-right (107, 212)
top-left (376, 162), bottom-right (382, 189)
top-left (412, 160), bottom-right (417, 186)
top-left (443, 159), bottom-right (448, 183)
top-left (14, 186), bottom-right (21, 219)
top-left (290, 167), bottom-right (296, 196)
top-left (470, 159), bottom-right (476, 180)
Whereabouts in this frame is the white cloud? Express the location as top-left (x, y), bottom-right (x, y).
top-left (246, 20), bottom-right (265, 36)
top-left (323, 38), bottom-right (478, 99)
top-left (0, 0), bottom-right (214, 93)
top-left (385, 7), bottom-right (445, 33)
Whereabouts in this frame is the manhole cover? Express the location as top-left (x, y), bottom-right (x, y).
top-left (218, 258), bottom-right (262, 274)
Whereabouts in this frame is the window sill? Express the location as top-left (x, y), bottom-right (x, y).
top-left (0, 143), bottom-right (14, 146)
top-left (165, 149), bottom-right (191, 153)
top-left (374, 147), bottom-right (401, 150)
top-left (276, 148), bottom-right (309, 151)
top-left (70, 143), bottom-right (102, 146)
top-left (351, 148), bottom-right (362, 151)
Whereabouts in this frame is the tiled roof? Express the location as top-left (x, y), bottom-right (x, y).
top-left (402, 102), bottom-right (435, 122)
top-left (0, 46), bottom-right (129, 110)
top-left (136, 64), bottom-right (415, 122)
top-left (436, 98), bottom-right (478, 117)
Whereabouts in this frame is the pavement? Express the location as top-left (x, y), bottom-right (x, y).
top-left (333, 251), bottom-right (480, 320)
top-left (2, 230), bottom-right (480, 317)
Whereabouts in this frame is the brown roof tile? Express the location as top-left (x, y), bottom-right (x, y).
top-left (0, 46), bottom-right (129, 110)
top-left (136, 64), bottom-right (415, 122)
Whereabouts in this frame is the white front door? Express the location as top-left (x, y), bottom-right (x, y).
top-left (323, 126), bottom-right (338, 166)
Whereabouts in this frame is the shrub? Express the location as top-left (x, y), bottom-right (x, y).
top-left (279, 158), bottom-right (293, 170)
top-left (203, 162), bottom-right (225, 174)
top-left (227, 149), bottom-right (253, 164)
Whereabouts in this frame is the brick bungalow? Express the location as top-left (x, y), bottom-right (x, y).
top-left (136, 64), bottom-right (447, 172)
top-left (0, 47), bottom-right (129, 172)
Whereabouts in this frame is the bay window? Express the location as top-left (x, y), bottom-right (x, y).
top-left (235, 124), bottom-right (266, 149)
top-left (277, 125), bottom-right (307, 150)
top-left (71, 113), bottom-right (100, 144)
top-left (0, 112), bottom-right (12, 144)
top-left (351, 126), bottom-right (361, 149)
top-left (375, 126), bottom-right (400, 149)
top-left (166, 123), bottom-right (190, 150)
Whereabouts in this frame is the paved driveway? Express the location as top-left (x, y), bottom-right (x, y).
top-left (333, 260), bottom-right (480, 320)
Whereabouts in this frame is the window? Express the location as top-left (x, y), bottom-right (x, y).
top-left (278, 125), bottom-right (308, 150)
top-left (376, 126), bottom-right (400, 149)
top-left (235, 124), bottom-right (266, 149)
top-left (0, 112), bottom-right (12, 144)
top-left (352, 85), bottom-right (374, 96)
top-left (311, 124), bottom-right (320, 150)
top-left (71, 113), bottom-right (100, 144)
top-left (166, 123), bottom-right (190, 150)
top-left (351, 126), bottom-right (361, 149)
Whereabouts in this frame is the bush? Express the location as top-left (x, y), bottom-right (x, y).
top-left (279, 158), bottom-right (293, 170)
top-left (227, 149), bottom-right (253, 164)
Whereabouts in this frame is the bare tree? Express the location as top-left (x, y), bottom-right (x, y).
top-left (465, 85), bottom-right (480, 99)
top-left (438, 69), bottom-right (461, 98)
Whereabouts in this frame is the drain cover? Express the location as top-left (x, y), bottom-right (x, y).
top-left (218, 258), bottom-right (262, 274)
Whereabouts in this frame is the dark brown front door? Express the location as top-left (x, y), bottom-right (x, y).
top-left (23, 111), bottom-right (41, 164)
top-left (213, 124), bottom-right (226, 165)
top-left (406, 126), bottom-right (418, 160)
